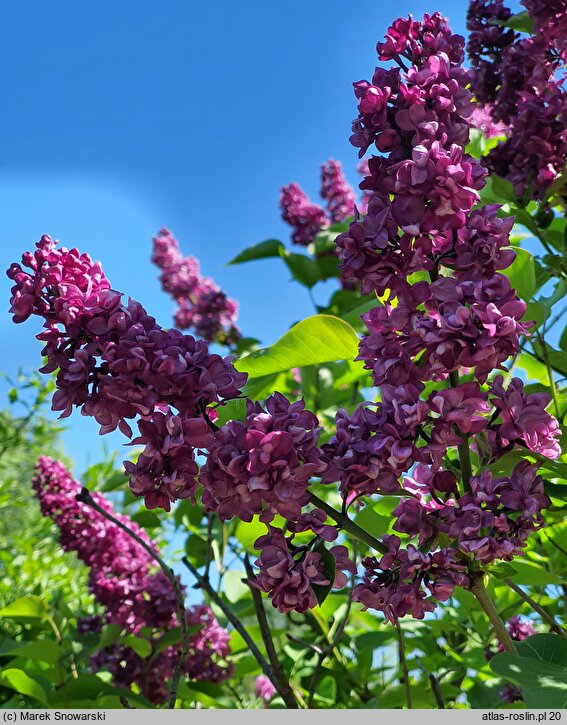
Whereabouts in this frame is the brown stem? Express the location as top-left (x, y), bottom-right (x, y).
top-left (76, 488), bottom-right (190, 709)
top-left (396, 622), bottom-right (412, 709)
top-left (469, 572), bottom-right (517, 654)
top-left (181, 556), bottom-right (298, 708)
top-left (503, 577), bottom-right (567, 637)
top-left (416, 657), bottom-right (444, 708)
top-left (308, 492), bottom-right (387, 554)
top-left (243, 556), bottom-right (299, 709)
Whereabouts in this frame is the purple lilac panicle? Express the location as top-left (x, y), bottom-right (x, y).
top-left (33, 456), bottom-right (232, 704)
top-left (200, 393), bottom-right (323, 523)
top-left (320, 159), bottom-right (357, 223)
top-left (6, 236), bottom-right (247, 509)
top-left (151, 228), bottom-right (240, 344)
top-left (280, 183), bottom-right (328, 246)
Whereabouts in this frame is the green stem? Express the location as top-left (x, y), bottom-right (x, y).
top-left (503, 577), bottom-right (567, 637)
top-left (181, 556), bottom-right (296, 708)
top-left (469, 572), bottom-right (517, 654)
top-left (535, 331), bottom-right (562, 420)
top-left (308, 492), bottom-right (387, 554)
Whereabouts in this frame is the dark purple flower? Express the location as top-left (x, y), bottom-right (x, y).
top-left (280, 183), bottom-right (328, 246)
top-left (320, 159), bottom-right (357, 222)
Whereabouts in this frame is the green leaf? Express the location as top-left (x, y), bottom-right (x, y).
top-left (311, 541), bottom-right (336, 606)
top-left (131, 510), bottom-right (161, 529)
top-left (488, 562), bottom-right (517, 580)
top-left (153, 629), bottom-right (182, 655)
top-left (490, 653), bottom-right (567, 708)
top-left (516, 634), bottom-right (567, 667)
top-left (0, 668), bottom-right (48, 704)
top-left (95, 623), bottom-right (123, 650)
top-left (559, 323), bottom-right (567, 352)
top-left (342, 298), bottom-right (380, 327)
top-left (122, 635), bottom-right (152, 658)
top-left (241, 373), bottom-right (281, 400)
top-left (235, 315), bottom-right (359, 377)
top-left (491, 175), bottom-right (517, 203)
top-left (531, 339), bottom-right (567, 378)
top-left (215, 397), bottom-right (247, 426)
top-left (509, 560), bottom-right (561, 586)
top-left (2, 640), bottom-right (60, 664)
top-left (223, 570), bottom-right (249, 603)
top-left (502, 248), bottom-right (536, 301)
top-left (227, 239), bottom-right (285, 265)
top-left (315, 255), bottom-right (341, 281)
top-left (280, 249), bottom-right (322, 288)
top-left (184, 532), bottom-right (209, 566)
top-left (0, 595), bottom-right (48, 620)
top-left (234, 516), bottom-right (266, 552)
top-left (503, 11), bottom-right (534, 34)
top-left (354, 503), bottom-right (390, 539)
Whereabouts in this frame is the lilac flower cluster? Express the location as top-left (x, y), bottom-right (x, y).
top-left (151, 228), bottom-right (240, 345)
top-left (324, 12), bottom-right (561, 623)
top-left (32, 456), bottom-right (232, 704)
top-left (522, 0), bottom-right (567, 61)
top-left (467, 0), bottom-right (567, 198)
top-left (352, 461), bottom-right (550, 622)
top-left (280, 159), bottom-right (357, 246)
top-left (320, 159), bottom-right (357, 223)
top-left (323, 372), bottom-right (558, 621)
top-left (469, 105), bottom-right (508, 139)
top-left (353, 536), bottom-right (469, 623)
top-left (252, 527), bottom-right (355, 613)
top-left (198, 392), bottom-right (358, 613)
top-left (200, 393), bottom-right (323, 523)
top-left (336, 14), bottom-right (491, 295)
top-left (466, 0), bottom-right (516, 107)
top-left (280, 182), bottom-right (329, 246)
top-left (256, 674), bottom-right (276, 704)
top-left (6, 235), bottom-right (247, 510)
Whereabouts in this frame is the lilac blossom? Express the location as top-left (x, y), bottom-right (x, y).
top-left (6, 236), bottom-right (246, 508)
top-left (256, 675), bottom-right (277, 703)
top-left (320, 159), bottom-right (357, 222)
top-left (280, 183), bottom-right (328, 246)
top-left (33, 456), bottom-right (232, 703)
top-left (251, 527), bottom-right (355, 614)
top-left (200, 393), bottom-right (323, 522)
top-left (151, 228), bottom-right (240, 344)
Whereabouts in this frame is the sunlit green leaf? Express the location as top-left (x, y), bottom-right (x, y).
top-left (235, 315), bottom-right (359, 377)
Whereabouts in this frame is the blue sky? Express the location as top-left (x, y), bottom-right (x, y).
top-left (0, 0), bottom-right (522, 472)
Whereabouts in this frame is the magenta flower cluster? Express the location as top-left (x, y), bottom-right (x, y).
top-left (255, 674), bottom-right (276, 704)
top-left (7, 235), bottom-right (247, 510)
top-left (252, 527), bottom-right (355, 614)
top-left (200, 393), bottom-right (323, 522)
top-left (32, 456), bottom-right (232, 704)
top-left (280, 158), bottom-right (357, 246)
top-left (467, 0), bottom-right (567, 198)
top-left (151, 228), bottom-right (240, 345)
top-left (324, 12), bottom-right (562, 623)
top-left (198, 393), bottom-right (356, 613)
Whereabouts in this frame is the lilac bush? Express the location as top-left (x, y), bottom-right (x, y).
top-left (4, 0), bottom-right (567, 710)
